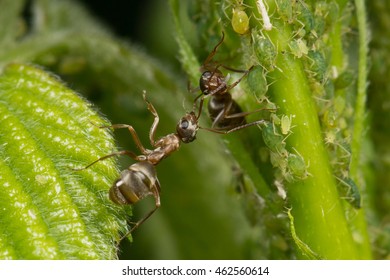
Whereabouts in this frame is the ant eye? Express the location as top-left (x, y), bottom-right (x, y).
top-left (199, 71), bottom-right (211, 94)
top-left (180, 119), bottom-right (189, 129)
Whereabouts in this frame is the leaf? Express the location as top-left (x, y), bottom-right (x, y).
top-left (0, 63), bottom-right (127, 259)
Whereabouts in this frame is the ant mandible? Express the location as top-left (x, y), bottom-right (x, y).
top-left (194, 32), bottom-right (266, 132)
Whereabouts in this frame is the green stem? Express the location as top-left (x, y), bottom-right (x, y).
top-left (269, 52), bottom-right (358, 259)
top-left (350, 0), bottom-right (368, 181)
top-left (263, 1), bottom-right (359, 259)
top-left (348, 0), bottom-right (372, 259)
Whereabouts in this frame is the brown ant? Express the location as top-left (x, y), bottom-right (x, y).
top-left (74, 92), bottom-right (199, 243)
top-left (194, 32), bottom-right (267, 131)
top-left (74, 90), bottom-right (266, 243)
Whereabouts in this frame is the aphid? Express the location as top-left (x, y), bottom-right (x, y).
top-left (304, 50), bottom-right (327, 83)
top-left (287, 152), bottom-right (308, 180)
top-left (195, 33), bottom-right (267, 131)
top-left (322, 108), bottom-right (337, 128)
top-left (276, 0), bottom-right (294, 24)
top-left (289, 38), bottom-right (308, 58)
top-left (334, 70), bottom-right (354, 90)
top-left (335, 176), bottom-right (361, 209)
top-left (252, 35), bottom-right (277, 71)
top-left (295, 1), bottom-right (315, 34)
top-left (280, 114), bottom-right (294, 135)
top-left (231, 8), bottom-right (250, 35)
top-left (246, 65), bottom-right (268, 101)
top-left (261, 122), bottom-right (286, 154)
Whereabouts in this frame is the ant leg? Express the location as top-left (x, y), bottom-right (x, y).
top-left (194, 94), bottom-right (205, 119)
top-left (207, 65), bottom-right (253, 96)
top-left (211, 99), bottom-right (233, 128)
top-left (225, 119), bottom-right (267, 133)
top-left (202, 32), bottom-right (225, 67)
top-left (220, 64), bottom-right (249, 73)
top-left (72, 150), bottom-right (141, 171)
top-left (118, 183), bottom-right (161, 243)
top-left (202, 119), bottom-right (267, 134)
top-left (98, 123), bottom-right (148, 155)
top-left (210, 96), bottom-right (243, 128)
top-left (225, 65), bottom-right (254, 92)
top-left (211, 101), bottom-right (272, 129)
top-left (142, 92), bottom-right (160, 147)
top-left (187, 80), bottom-right (200, 94)
top-left (223, 107), bottom-right (273, 120)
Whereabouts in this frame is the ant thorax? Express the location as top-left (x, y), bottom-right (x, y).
top-left (146, 133), bottom-right (181, 165)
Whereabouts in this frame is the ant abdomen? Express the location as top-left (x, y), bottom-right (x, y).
top-left (208, 94), bottom-right (246, 129)
top-left (109, 161), bottom-right (161, 205)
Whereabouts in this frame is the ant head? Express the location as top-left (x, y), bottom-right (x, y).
top-left (199, 70), bottom-right (227, 96)
top-left (176, 111), bottom-right (199, 143)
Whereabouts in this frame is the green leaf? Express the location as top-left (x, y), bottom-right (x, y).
top-left (0, 63), bottom-right (127, 259)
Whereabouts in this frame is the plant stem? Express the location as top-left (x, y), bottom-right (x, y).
top-left (262, 0), bottom-right (360, 258)
top-left (348, 0), bottom-right (372, 259)
top-left (269, 52), bottom-right (358, 259)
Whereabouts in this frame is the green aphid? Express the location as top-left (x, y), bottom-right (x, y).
top-left (253, 36), bottom-right (277, 71)
top-left (262, 122), bottom-right (286, 153)
top-left (336, 177), bottom-right (362, 209)
top-left (280, 115), bottom-right (294, 135)
top-left (287, 153), bottom-right (307, 180)
top-left (296, 1), bottom-right (315, 33)
top-left (315, 1), bottom-right (340, 27)
top-left (306, 50), bottom-right (327, 82)
top-left (277, 0), bottom-right (294, 23)
top-left (322, 108), bottom-right (338, 128)
top-left (334, 70), bottom-right (355, 89)
top-left (289, 38), bottom-right (309, 58)
top-left (246, 65), bottom-right (268, 100)
top-left (231, 8), bottom-right (250, 35)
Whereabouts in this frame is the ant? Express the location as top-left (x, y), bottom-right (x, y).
top-left (74, 91), bottom-right (266, 243)
top-left (74, 92), bottom-right (199, 243)
top-left (194, 32), bottom-right (268, 131)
